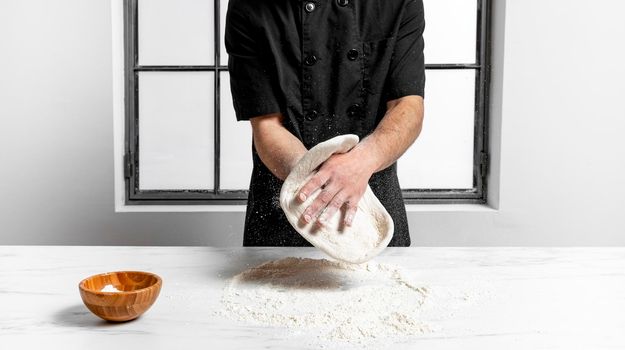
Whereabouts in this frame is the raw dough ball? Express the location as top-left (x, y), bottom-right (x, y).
top-left (279, 134), bottom-right (394, 264)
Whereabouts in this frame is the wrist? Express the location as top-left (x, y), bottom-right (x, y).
top-left (288, 150), bottom-right (306, 169)
top-left (351, 140), bottom-right (382, 174)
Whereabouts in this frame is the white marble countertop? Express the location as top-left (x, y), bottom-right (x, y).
top-left (1, 246), bottom-right (624, 349)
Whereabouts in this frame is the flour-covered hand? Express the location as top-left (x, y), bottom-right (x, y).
top-left (297, 144), bottom-right (379, 227)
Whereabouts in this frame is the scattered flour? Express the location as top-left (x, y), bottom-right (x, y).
top-left (218, 257), bottom-right (440, 347)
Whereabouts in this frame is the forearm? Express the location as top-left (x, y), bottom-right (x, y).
top-left (351, 95), bottom-right (424, 173)
top-left (250, 112), bottom-right (308, 180)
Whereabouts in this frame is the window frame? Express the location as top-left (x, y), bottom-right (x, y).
top-left (122, 0), bottom-right (491, 205)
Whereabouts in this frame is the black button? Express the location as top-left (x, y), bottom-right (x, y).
top-left (304, 55), bottom-right (318, 66)
top-left (337, 0), bottom-right (349, 6)
top-left (347, 104), bottom-right (362, 118)
top-left (347, 49), bottom-right (359, 60)
top-left (305, 109), bottom-right (319, 121)
top-left (304, 2), bottom-right (316, 12)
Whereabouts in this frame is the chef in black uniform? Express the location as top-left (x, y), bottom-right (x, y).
top-left (225, 0), bottom-right (425, 247)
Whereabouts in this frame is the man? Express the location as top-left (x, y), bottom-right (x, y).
top-left (225, 0), bottom-right (425, 247)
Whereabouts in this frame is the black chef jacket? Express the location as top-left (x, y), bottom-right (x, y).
top-left (225, 0), bottom-right (425, 247)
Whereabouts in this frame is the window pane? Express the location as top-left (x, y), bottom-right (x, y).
top-left (219, 0), bottom-right (228, 66)
top-left (138, 0), bottom-right (214, 65)
top-left (423, 0), bottom-right (477, 64)
top-left (138, 71), bottom-right (215, 190)
top-left (219, 72), bottom-right (253, 190)
top-left (398, 69), bottom-right (475, 189)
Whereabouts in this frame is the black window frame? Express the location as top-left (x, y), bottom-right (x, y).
top-left (122, 0), bottom-right (491, 205)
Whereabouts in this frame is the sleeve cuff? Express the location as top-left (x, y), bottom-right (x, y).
top-left (233, 98), bottom-right (282, 121)
top-left (385, 80), bottom-right (425, 102)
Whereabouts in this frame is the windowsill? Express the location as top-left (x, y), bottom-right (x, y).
top-left (115, 203), bottom-right (497, 213)
top-left (404, 203), bottom-right (497, 212)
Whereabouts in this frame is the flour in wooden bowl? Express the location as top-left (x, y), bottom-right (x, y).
top-left (217, 257), bottom-right (433, 347)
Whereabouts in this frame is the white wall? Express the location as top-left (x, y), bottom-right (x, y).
top-left (1, 0), bottom-right (624, 246)
top-left (0, 0), bottom-right (243, 245)
top-left (408, 0), bottom-right (625, 245)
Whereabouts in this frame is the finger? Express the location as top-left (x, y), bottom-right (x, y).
top-left (344, 201), bottom-right (358, 227)
top-left (297, 171), bottom-right (330, 203)
top-left (302, 184), bottom-right (338, 223)
top-left (318, 191), bottom-right (348, 226)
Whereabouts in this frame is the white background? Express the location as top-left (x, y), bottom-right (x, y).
top-left (0, 0), bottom-right (624, 245)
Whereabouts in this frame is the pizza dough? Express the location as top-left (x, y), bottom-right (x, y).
top-left (279, 134), bottom-right (394, 264)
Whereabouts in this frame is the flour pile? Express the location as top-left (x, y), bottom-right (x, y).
top-left (218, 257), bottom-right (437, 346)
top-left (101, 284), bottom-right (121, 292)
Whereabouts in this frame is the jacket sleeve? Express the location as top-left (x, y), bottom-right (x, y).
top-left (383, 0), bottom-right (426, 101)
top-left (224, 1), bottom-right (282, 121)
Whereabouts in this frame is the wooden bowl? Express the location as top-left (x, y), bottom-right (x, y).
top-left (78, 271), bottom-right (162, 322)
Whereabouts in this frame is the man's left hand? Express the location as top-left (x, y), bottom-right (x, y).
top-left (296, 144), bottom-right (379, 227)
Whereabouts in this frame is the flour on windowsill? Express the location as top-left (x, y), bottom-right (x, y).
top-left (217, 257), bottom-right (450, 347)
